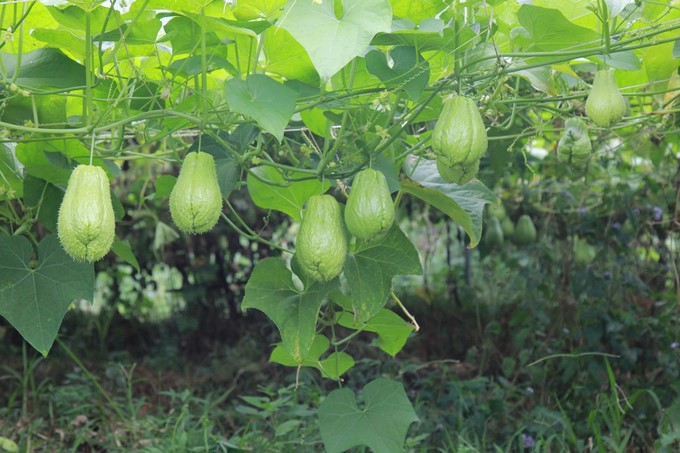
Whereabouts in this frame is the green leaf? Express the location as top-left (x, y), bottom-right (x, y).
top-left (94, 18), bottom-right (163, 45)
top-left (319, 378), bottom-right (419, 453)
top-left (16, 140), bottom-right (108, 186)
top-left (263, 26), bottom-right (320, 85)
top-left (22, 176), bottom-right (64, 232)
top-left (242, 258), bottom-right (338, 362)
top-left (402, 156), bottom-right (496, 247)
top-left (167, 55), bottom-right (238, 78)
top-left (270, 335), bottom-right (355, 378)
top-left (371, 21), bottom-right (471, 53)
top-left (225, 74), bottom-right (297, 142)
top-left (0, 235), bottom-right (94, 356)
top-left (338, 308), bottom-right (413, 356)
top-left (152, 175), bottom-right (177, 199)
top-left (2, 93), bottom-right (67, 127)
top-left (390, 0), bottom-right (447, 22)
top-left (319, 352), bottom-right (355, 379)
top-left (270, 334), bottom-right (330, 367)
top-left (111, 238), bottom-right (140, 273)
top-left (280, 0), bottom-right (392, 80)
top-left (1, 49), bottom-right (86, 90)
top-left (365, 47), bottom-right (430, 100)
top-left (344, 225), bottom-right (422, 323)
top-left (0, 145), bottom-right (23, 200)
top-left (31, 28), bottom-right (93, 61)
top-left (247, 166), bottom-right (330, 221)
top-left (514, 5), bottom-right (600, 53)
top-left (233, 0), bottom-right (288, 20)
top-left (153, 221), bottom-right (180, 251)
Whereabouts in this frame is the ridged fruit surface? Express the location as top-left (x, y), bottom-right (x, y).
top-left (344, 168), bottom-right (395, 240)
top-left (169, 152), bottom-right (222, 234)
top-left (432, 96), bottom-right (487, 183)
top-left (296, 195), bottom-right (347, 283)
top-left (557, 117), bottom-right (592, 168)
top-left (57, 165), bottom-right (115, 262)
top-left (585, 69), bottom-right (626, 127)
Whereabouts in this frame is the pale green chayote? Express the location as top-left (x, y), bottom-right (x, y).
top-left (432, 95), bottom-right (488, 184)
top-left (169, 152), bottom-right (223, 234)
top-left (344, 168), bottom-right (395, 241)
top-left (295, 195), bottom-right (347, 283)
top-left (57, 165), bottom-right (115, 262)
top-left (586, 69), bottom-right (626, 127)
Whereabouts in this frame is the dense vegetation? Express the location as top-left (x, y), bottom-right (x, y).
top-left (1, 0), bottom-right (679, 451)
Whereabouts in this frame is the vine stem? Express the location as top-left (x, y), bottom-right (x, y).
top-left (390, 290), bottom-right (419, 332)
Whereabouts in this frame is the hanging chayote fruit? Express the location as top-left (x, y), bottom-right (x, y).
top-left (431, 95), bottom-right (488, 185)
top-left (295, 195), bottom-right (348, 283)
top-left (557, 117), bottom-right (592, 168)
top-left (57, 165), bottom-right (115, 262)
top-left (169, 152), bottom-right (223, 234)
top-left (585, 69), bottom-right (627, 127)
top-left (512, 215), bottom-right (537, 245)
top-left (344, 168), bottom-right (395, 241)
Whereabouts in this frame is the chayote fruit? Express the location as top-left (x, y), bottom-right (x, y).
top-left (557, 117), bottom-right (592, 168)
top-left (344, 168), bottom-right (395, 241)
top-left (573, 236), bottom-right (596, 265)
top-left (57, 165), bottom-right (115, 262)
top-left (432, 95), bottom-right (488, 184)
top-left (585, 69), bottom-right (626, 127)
top-left (295, 195), bottom-right (347, 283)
top-left (487, 202), bottom-right (507, 220)
top-left (485, 217), bottom-right (504, 247)
top-left (436, 157), bottom-right (480, 185)
top-left (512, 215), bottom-right (537, 245)
top-left (500, 217), bottom-right (515, 237)
top-left (169, 151), bottom-right (222, 234)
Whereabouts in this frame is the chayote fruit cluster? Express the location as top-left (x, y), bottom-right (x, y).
top-left (557, 117), bottom-right (592, 168)
top-left (432, 95), bottom-right (488, 185)
top-left (169, 151), bottom-right (223, 234)
top-left (57, 164), bottom-right (115, 262)
top-left (295, 195), bottom-right (347, 283)
top-left (585, 69), bottom-right (626, 127)
top-left (344, 168), bottom-right (395, 241)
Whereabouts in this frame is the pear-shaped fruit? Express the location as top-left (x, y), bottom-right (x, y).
top-left (558, 117), bottom-right (592, 168)
top-left (485, 217), bottom-right (504, 247)
top-left (295, 195), bottom-right (347, 282)
top-left (432, 96), bottom-right (487, 184)
top-left (345, 168), bottom-right (395, 241)
top-left (57, 165), bottom-right (115, 262)
top-left (573, 237), bottom-right (597, 265)
top-left (585, 69), bottom-right (626, 127)
top-left (513, 215), bottom-right (537, 245)
top-left (169, 152), bottom-right (222, 234)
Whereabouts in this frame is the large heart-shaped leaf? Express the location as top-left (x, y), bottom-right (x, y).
top-left (365, 46), bottom-right (430, 100)
top-left (344, 225), bottom-right (422, 323)
top-left (280, 0), bottom-right (392, 80)
top-left (242, 258), bottom-right (338, 362)
top-left (402, 156), bottom-right (496, 247)
top-left (225, 74), bottom-right (297, 142)
top-left (319, 378), bottom-right (419, 453)
top-left (0, 235), bottom-right (94, 356)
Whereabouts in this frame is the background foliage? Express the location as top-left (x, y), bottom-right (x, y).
top-left (1, 0), bottom-right (679, 451)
